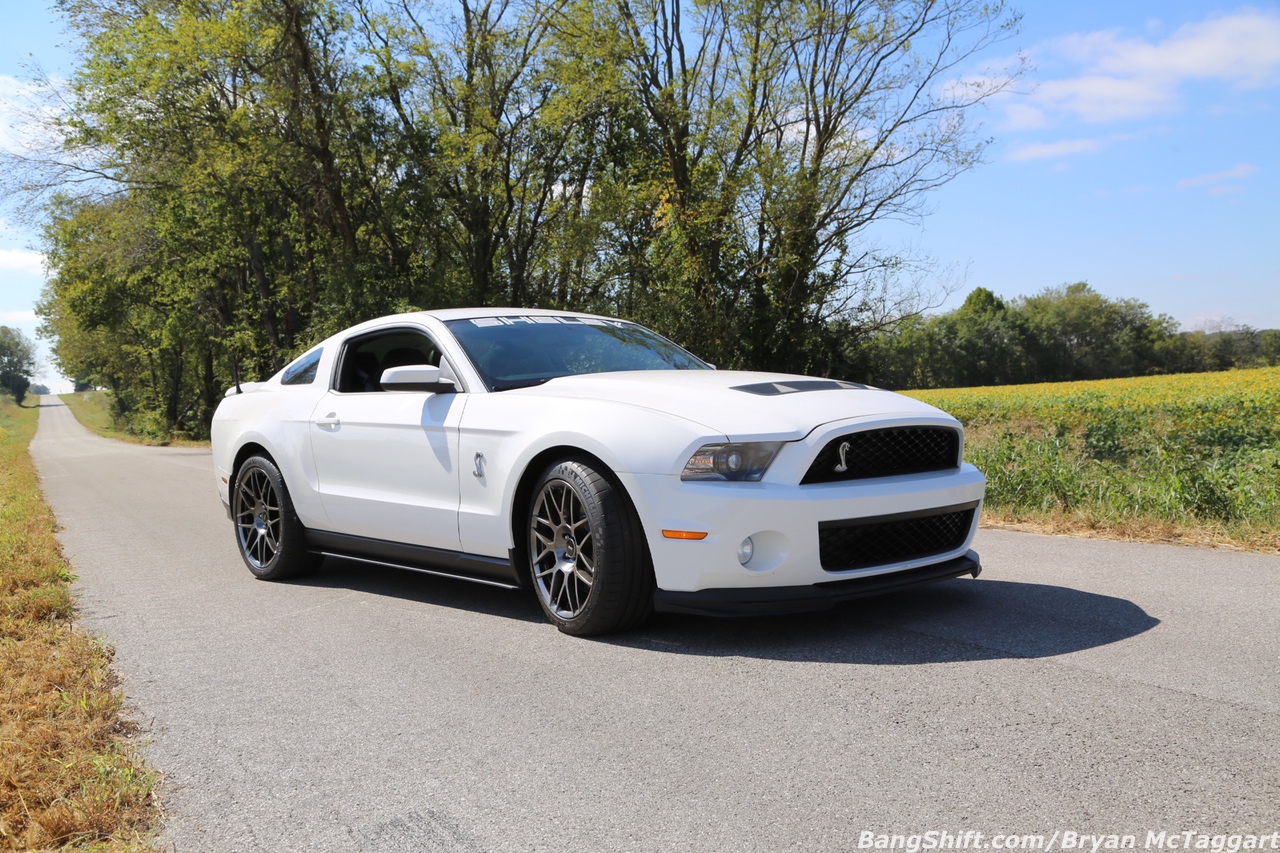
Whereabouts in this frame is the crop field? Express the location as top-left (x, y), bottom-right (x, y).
top-left (905, 366), bottom-right (1280, 553)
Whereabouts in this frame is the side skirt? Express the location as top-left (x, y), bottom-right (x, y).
top-left (305, 530), bottom-right (521, 590)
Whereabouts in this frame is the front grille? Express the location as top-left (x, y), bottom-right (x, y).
top-left (818, 503), bottom-right (977, 572)
top-left (802, 426), bottom-right (960, 485)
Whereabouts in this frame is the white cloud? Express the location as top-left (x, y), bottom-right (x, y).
top-left (1070, 13), bottom-right (1280, 85)
top-left (0, 309), bottom-right (38, 323)
top-left (1006, 138), bottom-right (1103, 162)
top-left (1004, 10), bottom-right (1280, 129)
top-left (1177, 163), bottom-right (1258, 188)
top-left (1001, 103), bottom-right (1048, 131)
top-left (1032, 74), bottom-right (1176, 123)
top-left (0, 247), bottom-right (45, 275)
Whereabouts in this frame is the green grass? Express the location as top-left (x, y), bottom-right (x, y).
top-left (0, 394), bottom-right (159, 850)
top-left (906, 367), bottom-right (1280, 553)
top-left (57, 391), bottom-right (122, 441)
top-left (59, 391), bottom-right (205, 447)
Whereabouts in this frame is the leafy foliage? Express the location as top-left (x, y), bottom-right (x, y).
top-left (864, 283), bottom-right (1279, 390)
top-left (18, 0), bottom-right (1022, 438)
top-left (0, 326), bottom-right (38, 404)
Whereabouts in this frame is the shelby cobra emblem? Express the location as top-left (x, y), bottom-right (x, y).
top-left (833, 441), bottom-right (852, 473)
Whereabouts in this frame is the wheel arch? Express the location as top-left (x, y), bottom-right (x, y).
top-left (231, 441), bottom-right (274, 486)
top-left (507, 445), bottom-right (653, 591)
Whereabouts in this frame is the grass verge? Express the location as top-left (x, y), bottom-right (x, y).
top-left (55, 392), bottom-right (123, 442)
top-left (58, 392), bottom-right (205, 448)
top-left (907, 367), bottom-right (1280, 554)
top-left (0, 395), bottom-right (158, 851)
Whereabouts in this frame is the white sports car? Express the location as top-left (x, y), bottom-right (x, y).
top-left (211, 308), bottom-right (986, 635)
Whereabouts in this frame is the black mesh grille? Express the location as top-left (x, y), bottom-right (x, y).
top-left (818, 504), bottom-right (976, 572)
top-left (802, 426), bottom-right (960, 485)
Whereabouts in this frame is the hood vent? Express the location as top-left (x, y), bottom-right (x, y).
top-left (732, 379), bottom-right (867, 396)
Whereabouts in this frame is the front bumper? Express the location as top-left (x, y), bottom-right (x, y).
top-left (620, 463), bottom-right (986, 593)
top-left (652, 550), bottom-right (981, 616)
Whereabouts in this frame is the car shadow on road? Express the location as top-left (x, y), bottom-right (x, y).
top-left (295, 559), bottom-right (1158, 663)
top-left (291, 556), bottom-right (546, 624)
top-left (608, 578), bottom-right (1161, 664)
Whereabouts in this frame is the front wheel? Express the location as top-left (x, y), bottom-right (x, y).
top-left (528, 459), bottom-right (654, 635)
top-left (232, 455), bottom-right (319, 580)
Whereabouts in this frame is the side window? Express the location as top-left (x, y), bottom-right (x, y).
top-left (335, 330), bottom-right (446, 393)
top-left (281, 348), bottom-right (323, 385)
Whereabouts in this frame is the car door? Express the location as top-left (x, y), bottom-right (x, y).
top-left (308, 328), bottom-right (466, 551)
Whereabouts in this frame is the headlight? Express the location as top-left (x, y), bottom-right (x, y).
top-left (681, 441), bottom-right (783, 482)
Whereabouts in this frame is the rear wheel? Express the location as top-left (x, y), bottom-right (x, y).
top-left (232, 455), bottom-right (319, 580)
top-left (528, 458), bottom-right (653, 635)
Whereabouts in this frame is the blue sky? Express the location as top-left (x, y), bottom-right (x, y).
top-left (2, 1), bottom-right (1278, 392)
top-left (872, 0), bottom-right (1280, 332)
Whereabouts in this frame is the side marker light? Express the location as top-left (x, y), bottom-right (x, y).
top-left (662, 530), bottom-right (708, 540)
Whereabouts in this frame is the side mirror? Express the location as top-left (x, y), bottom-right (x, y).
top-left (380, 364), bottom-right (457, 394)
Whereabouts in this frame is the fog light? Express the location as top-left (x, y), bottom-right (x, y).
top-left (737, 536), bottom-right (754, 565)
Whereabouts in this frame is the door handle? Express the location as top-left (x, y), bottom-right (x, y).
top-left (315, 413), bottom-right (341, 428)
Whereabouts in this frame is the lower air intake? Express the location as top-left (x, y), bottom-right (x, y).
top-left (818, 503), bottom-right (977, 572)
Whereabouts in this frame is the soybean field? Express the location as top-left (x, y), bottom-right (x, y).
top-left (907, 366), bottom-right (1280, 552)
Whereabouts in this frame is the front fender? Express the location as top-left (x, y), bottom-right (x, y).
top-left (456, 393), bottom-right (719, 559)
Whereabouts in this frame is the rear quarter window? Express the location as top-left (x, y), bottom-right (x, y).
top-left (281, 348), bottom-right (323, 385)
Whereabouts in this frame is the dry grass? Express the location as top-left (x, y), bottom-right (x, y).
top-left (978, 514), bottom-right (1280, 555)
top-left (0, 395), bottom-right (159, 851)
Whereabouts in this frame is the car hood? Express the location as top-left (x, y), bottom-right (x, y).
top-left (512, 370), bottom-right (953, 441)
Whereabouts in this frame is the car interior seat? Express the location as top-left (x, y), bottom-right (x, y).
top-left (351, 351), bottom-right (381, 392)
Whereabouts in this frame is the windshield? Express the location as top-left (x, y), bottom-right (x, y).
top-left (445, 316), bottom-right (710, 391)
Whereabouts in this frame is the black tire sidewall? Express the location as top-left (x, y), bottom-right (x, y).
top-left (528, 458), bottom-right (651, 635)
top-left (232, 455), bottom-right (313, 580)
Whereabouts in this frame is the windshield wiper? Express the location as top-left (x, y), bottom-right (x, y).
top-left (493, 377), bottom-right (555, 391)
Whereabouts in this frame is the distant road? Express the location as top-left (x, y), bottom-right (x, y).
top-left (30, 396), bottom-right (1280, 852)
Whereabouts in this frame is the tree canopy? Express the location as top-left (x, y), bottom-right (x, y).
top-left (0, 326), bottom-right (38, 404)
top-left (9, 0), bottom-right (1024, 437)
top-left (863, 282), bottom-right (1279, 390)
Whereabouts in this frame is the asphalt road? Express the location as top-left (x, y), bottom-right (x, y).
top-left (29, 396), bottom-right (1280, 852)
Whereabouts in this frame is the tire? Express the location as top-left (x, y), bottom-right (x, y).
top-left (232, 455), bottom-right (320, 580)
top-left (527, 458), bottom-right (654, 636)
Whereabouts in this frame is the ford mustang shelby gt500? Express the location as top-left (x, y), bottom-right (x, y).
top-left (211, 308), bottom-right (986, 635)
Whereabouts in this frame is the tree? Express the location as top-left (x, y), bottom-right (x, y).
top-left (0, 326), bottom-right (38, 404)
top-left (862, 283), bottom-right (1191, 390)
top-left (924, 287), bottom-right (1030, 386)
top-left (1016, 282), bottom-right (1176, 382)
top-left (11, 0), bottom-right (1025, 435)
top-left (583, 0), bottom-right (1024, 372)
top-left (1260, 330), bottom-right (1280, 366)
top-left (32, 0), bottom-right (419, 435)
